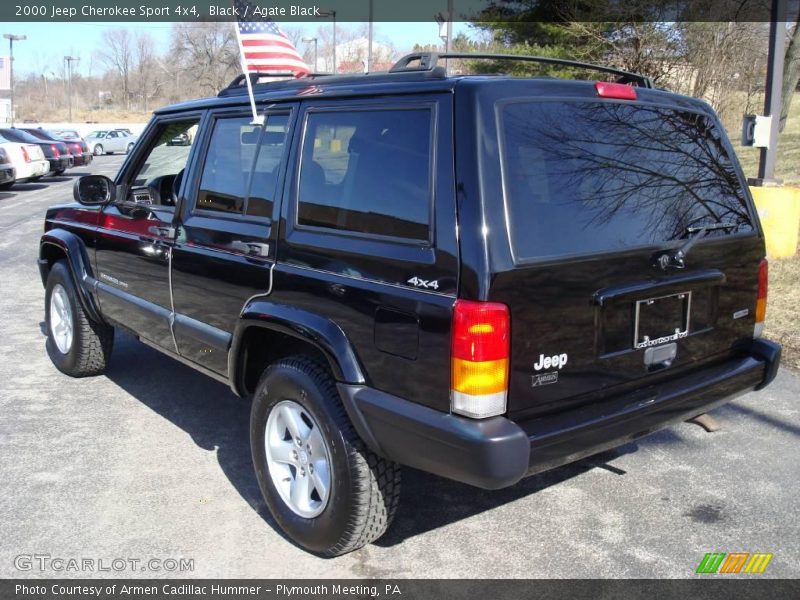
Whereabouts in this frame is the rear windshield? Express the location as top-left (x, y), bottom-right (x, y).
top-left (498, 101), bottom-right (753, 261)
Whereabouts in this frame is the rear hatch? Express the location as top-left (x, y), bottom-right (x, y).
top-left (465, 80), bottom-right (763, 421)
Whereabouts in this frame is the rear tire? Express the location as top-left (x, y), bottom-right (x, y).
top-left (93, 145), bottom-right (103, 156)
top-left (55, 169), bottom-right (65, 175)
top-left (250, 357), bottom-right (401, 557)
top-left (126, 143), bottom-right (134, 154)
top-left (45, 261), bottom-right (113, 377)
top-left (0, 182), bottom-right (13, 190)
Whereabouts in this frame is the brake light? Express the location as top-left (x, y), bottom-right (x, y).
top-left (50, 144), bottom-right (60, 158)
top-left (451, 300), bottom-right (510, 418)
top-left (595, 81), bottom-right (637, 100)
top-left (71, 143), bottom-right (81, 154)
top-left (755, 258), bottom-right (768, 337)
top-left (21, 146), bottom-right (30, 163)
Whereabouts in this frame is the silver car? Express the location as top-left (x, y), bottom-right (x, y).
top-left (85, 130), bottom-right (138, 156)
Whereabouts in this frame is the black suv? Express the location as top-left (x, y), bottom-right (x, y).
top-left (38, 53), bottom-right (781, 557)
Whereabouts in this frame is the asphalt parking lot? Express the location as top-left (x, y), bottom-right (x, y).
top-left (0, 157), bottom-right (798, 579)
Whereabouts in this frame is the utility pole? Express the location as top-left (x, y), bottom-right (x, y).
top-left (446, 0), bottom-right (453, 54)
top-left (367, 0), bottom-right (374, 72)
top-left (317, 10), bottom-right (336, 73)
top-left (751, 0), bottom-right (788, 185)
top-left (3, 34), bottom-right (26, 126)
top-left (64, 56), bottom-right (79, 123)
top-left (302, 37), bottom-right (318, 72)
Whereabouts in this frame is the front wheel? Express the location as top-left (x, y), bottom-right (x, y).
top-left (45, 261), bottom-right (114, 377)
top-left (93, 144), bottom-right (103, 156)
top-left (250, 357), bottom-right (401, 557)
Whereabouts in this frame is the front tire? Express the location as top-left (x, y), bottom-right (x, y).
top-left (250, 357), bottom-right (401, 557)
top-left (45, 261), bottom-right (113, 377)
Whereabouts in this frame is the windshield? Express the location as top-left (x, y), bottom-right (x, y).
top-left (498, 101), bottom-right (753, 261)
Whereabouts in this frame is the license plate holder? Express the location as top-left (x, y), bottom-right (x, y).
top-left (634, 291), bottom-right (691, 349)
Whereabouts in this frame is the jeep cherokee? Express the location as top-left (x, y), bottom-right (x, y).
top-left (38, 52), bottom-right (781, 557)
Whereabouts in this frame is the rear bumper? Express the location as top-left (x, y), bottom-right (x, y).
top-left (338, 339), bottom-right (781, 490)
top-left (71, 152), bottom-right (92, 166)
top-left (48, 157), bottom-right (71, 172)
top-left (0, 166), bottom-right (15, 184)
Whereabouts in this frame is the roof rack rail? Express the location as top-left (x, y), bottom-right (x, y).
top-left (389, 52), bottom-right (654, 88)
top-left (219, 72), bottom-right (321, 96)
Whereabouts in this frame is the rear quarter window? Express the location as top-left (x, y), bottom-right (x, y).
top-left (498, 100), bottom-right (753, 261)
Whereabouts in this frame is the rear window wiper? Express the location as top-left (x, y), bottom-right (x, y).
top-left (654, 222), bottom-right (738, 270)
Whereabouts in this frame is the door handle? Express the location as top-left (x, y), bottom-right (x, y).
top-left (147, 225), bottom-right (176, 239)
top-left (232, 241), bottom-right (270, 258)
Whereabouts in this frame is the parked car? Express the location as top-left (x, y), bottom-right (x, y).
top-left (84, 130), bottom-right (137, 155)
top-left (38, 52), bottom-right (781, 557)
top-left (166, 132), bottom-right (190, 146)
top-left (48, 129), bottom-right (82, 140)
top-left (0, 128), bottom-right (72, 175)
top-left (0, 134), bottom-right (48, 187)
top-left (34, 130), bottom-right (94, 167)
top-left (0, 148), bottom-right (16, 189)
top-left (21, 128), bottom-right (92, 169)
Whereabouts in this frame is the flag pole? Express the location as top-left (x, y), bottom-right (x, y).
top-left (234, 22), bottom-right (264, 126)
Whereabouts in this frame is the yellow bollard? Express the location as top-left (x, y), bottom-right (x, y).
top-left (750, 186), bottom-right (800, 258)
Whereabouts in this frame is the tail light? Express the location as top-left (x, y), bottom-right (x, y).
top-left (451, 300), bottom-right (510, 419)
top-left (50, 144), bottom-right (60, 158)
top-left (0, 148), bottom-right (8, 164)
top-left (71, 143), bottom-right (81, 154)
top-left (754, 258), bottom-right (768, 337)
top-left (21, 146), bottom-right (31, 163)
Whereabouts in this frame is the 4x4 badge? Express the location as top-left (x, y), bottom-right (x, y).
top-left (532, 372), bottom-right (559, 387)
top-left (406, 277), bottom-right (439, 290)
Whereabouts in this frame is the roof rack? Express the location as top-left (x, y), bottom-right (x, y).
top-left (218, 67), bottom-right (449, 97)
top-left (389, 52), bottom-right (654, 88)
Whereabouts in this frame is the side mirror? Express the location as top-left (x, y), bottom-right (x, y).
top-left (74, 175), bottom-right (116, 206)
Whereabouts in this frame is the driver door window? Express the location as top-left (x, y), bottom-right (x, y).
top-left (128, 119), bottom-right (200, 208)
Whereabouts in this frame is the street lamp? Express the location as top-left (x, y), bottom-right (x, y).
top-left (3, 34), bottom-right (26, 126)
top-left (316, 10), bottom-right (336, 74)
top-left (64, 56), bottom-right (79, 123)
top-left (301, 37), bottom-right (318, 73)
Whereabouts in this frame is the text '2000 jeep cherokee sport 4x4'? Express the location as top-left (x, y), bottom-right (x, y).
top-left (38, 53), bottom-right (781, 557)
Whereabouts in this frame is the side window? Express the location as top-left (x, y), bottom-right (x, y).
top-left (246, 114), bottom-right (289, 219)
top-left (297, 107), bottom-right (433, 242)
top-left (128, 118), bottom-right (200, 208)
top-left (197, 116), bottom-right (261, 215)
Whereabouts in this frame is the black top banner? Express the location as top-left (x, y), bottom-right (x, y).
top-left (4, 579), bottom-right (800, 600)
top-left (3, 0), bottom-right (799, 23)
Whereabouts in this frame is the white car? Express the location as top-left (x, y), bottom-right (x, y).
top-left (84, 130), bottom-right (138, 156)
top-left (0, 136), bottom-right (49, 188)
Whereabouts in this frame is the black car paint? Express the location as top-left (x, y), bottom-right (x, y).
top-left (40, 73), bottom-right (780, 489)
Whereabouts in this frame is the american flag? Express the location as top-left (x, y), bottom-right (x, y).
top-left (234, 0), bottom-right (310, 78)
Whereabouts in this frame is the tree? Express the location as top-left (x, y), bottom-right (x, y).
top-left (99, 29), bottom-right (134, 109)
top-left (169, 22), bottom-right (241, 95)
top-left (780, 19), bottom-right (800, 132)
